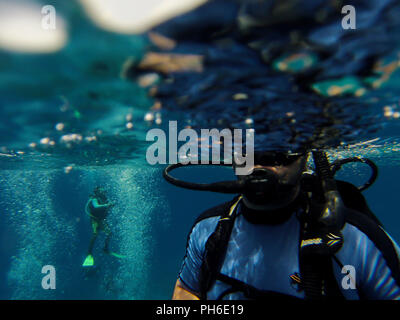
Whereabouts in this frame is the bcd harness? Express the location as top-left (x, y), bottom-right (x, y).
top-left (194, 175), bottom-right (400, 300)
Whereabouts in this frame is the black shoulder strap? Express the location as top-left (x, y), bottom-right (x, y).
top-left (184, 196), bottom-right (241, 253)
top-left (298, 219), bottom-right (346, 300)
top-left (192, 196), bottom-right (242, 227)
top-left (336, 179), bottom-right (400, 288)
top-left (345, 209), bottom-right (400, 288)
top-left (300, 177), bottom-right (400, 299)
top-left (301, 174), bottom-right (381, 225)
top-left (182, 196), bottom-right (239, 249)
top-left (336, 180), bottom-right (382, 226)
top-left (179, 196), bottom-right (241, 290)
top-left (198, 196), bottom-right (242, 300)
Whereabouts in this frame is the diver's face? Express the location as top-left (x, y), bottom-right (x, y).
top-left (237, 154), bottom-right (307, 210)
top-left (239, 155), bottom-right (306, 183)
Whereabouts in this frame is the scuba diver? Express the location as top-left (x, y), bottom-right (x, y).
top-left (165, 150), bottom-right (400, 300)
top-left (82, 187), bottom-right (115, 267)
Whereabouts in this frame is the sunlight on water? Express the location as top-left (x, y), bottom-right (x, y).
top-left (328, 137), bottom-right (400, 166)
top-left (79, 0), bottom-right (207, 34)
top-left (0, 0), bottom-right (68, 53)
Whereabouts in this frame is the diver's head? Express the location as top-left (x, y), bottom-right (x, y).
top-left (92, 186), bottom-right (107, 203)
top-left (234, 151), bottom-right (308, 211)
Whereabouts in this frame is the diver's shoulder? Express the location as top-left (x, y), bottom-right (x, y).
top-left (343, 208), bottom-right (388, 240)
top-left (183, 198), bottom-right (239, 248)
top-left (342, 211), bottom-right (400, 272)
top-left (193, 196), bottom-right (241, 224)
top-left (184, 197), bottom-right (241, 251)
top-left (186, 196), bottom-right (241, 236)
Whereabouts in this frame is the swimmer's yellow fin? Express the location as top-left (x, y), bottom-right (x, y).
top-left (82, 254), bottom-right (94, 267)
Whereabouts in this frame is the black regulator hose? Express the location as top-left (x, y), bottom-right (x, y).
top-left (163, 163), bottom-right (244, 194)
top-left (311, 150), bottom-right (346, 230)
top-left (330, 157), bottom-right (378, 191)
top-left (299, 151), bottom-right (348, 300)
top-left (163, 153), bottom-right (378, 196)
top-left (163, 163), bottom-right (280, 195)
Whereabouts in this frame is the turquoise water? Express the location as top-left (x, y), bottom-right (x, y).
top-left (0, 0), bottom-right (400, 299)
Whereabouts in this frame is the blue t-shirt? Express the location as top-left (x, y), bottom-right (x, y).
top-left (179, 201), bottom-right (400, 300)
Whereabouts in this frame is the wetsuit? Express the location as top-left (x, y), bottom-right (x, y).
top-left (86, 198), bottom-right (111, 232)
top-left (179, 200), bottom-right (400, 300)
top-left (85, 198), bottom-right (112, 254)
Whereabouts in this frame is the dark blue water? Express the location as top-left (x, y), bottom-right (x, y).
top-left (0, 0), bottom-right (400, 299)
top-left (0, 161), bottom-right (399, 299)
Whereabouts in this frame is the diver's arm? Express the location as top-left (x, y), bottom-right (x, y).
top-left (172, 279), bottom-right (200, 300)
top-left (363, 237), bottom-right (400, 300)
top-left (336, 224), bottom-right (400, 300)
top-left (85, 199), bottom-right (91, 215)
top-left (92, 198), bottom-right (114, 208)
top-left (174, 217), bottom-right (220, 300)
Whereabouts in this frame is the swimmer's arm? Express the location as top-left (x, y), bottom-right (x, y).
top-left (85, 199), bottom-right (91, 215)
top-left (92, 198), bottom-right (114, 208)
top-left (172, 279), bottom-right (200, 300)
top-left (173, 218), bottom-right (218, 300)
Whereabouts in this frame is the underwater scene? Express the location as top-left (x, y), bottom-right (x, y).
top-left (0, 0), bottom-right (400, 301)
